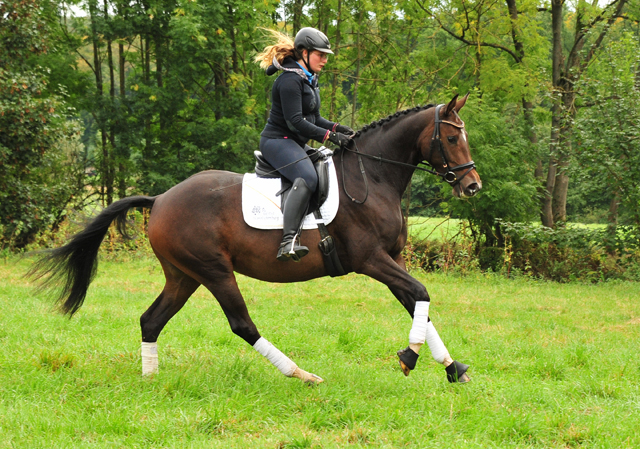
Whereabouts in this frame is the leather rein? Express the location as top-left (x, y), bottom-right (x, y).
top-left (340, 104), bottom-right (476, 204)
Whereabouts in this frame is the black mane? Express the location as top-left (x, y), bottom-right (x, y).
top-left (353, 104), bottom-right (436, 138)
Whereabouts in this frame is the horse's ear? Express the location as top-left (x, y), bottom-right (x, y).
top-left (444, 94), bottom-right (459, 116)
top-left (455, 92), bottom-right (470, 112)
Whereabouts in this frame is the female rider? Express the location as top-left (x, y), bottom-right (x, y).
top-left (255, 28), bottom-right (353, 262)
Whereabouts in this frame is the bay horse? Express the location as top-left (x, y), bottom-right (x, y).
top-left (30, 94), bottom-right (481, 384)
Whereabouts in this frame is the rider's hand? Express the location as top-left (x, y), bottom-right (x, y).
top-left (327, 132), bottom-right (352, 147)
top-left (335, 124), bottom-right (355, 136)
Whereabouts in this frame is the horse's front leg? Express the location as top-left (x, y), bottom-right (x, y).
top-left (361, 252), bottom-right (469, 383)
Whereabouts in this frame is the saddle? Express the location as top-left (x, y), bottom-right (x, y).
top-left (253, 146), bottom-right (346, 277)
top-left (254, 145), bottom-right (331, 212)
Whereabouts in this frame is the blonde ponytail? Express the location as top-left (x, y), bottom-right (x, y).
top-left (254, 29), bottom-right (297, 69)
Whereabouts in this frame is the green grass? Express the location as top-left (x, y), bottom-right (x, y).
top-left (1, 256), bottom-right (639, 448)
top-left (406, 218), bottom-right (608, 243)
top-left (407, 217), bottom-right (466, 242)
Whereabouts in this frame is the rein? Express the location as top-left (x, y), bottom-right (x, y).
top-left (340, 104), bottom-right (476, 204)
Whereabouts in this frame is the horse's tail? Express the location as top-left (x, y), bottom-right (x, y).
top-left (28, 195), bottom-right (157, 317)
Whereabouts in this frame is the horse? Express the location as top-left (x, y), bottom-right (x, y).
top-left (30, 94), bottom-right (482, 384)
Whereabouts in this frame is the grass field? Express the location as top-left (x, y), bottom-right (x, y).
top-left (1, 256), bottom-right (639, 448)
top-left (407, 217), bottom-right (465, 242)
top-left (406, 217), bottom-right (608, 243)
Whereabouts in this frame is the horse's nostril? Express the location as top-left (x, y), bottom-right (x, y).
top-left (466, 183), bottom-right (480, 196)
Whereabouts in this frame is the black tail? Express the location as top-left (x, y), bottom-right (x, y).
top-left (27, 196), bottom-right (157, 317)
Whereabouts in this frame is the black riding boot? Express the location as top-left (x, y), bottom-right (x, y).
top-left (277, 178), bottom-right (313, 262)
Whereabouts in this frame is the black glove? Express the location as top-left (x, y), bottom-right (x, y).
top-left (335, 124), bottom-right (355, 136)
top-left (327, 132), bottom-right (352, 147)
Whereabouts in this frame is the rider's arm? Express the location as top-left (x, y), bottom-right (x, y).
top-left (314, 112), bottom-right (337, 132)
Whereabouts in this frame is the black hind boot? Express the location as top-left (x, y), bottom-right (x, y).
top-left (277, 178), bottom-right (313, 262)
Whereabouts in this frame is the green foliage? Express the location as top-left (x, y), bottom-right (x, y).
top-left (498, 220), bottom-right (640, 282)
top-left (3, 0), bottom-right (640, 258)
top-left (443, 93), bottom-right (540, 244)
top-left (403, 218), bottom-right (640, 281)
top-left (573, 33), bottom-right (640, 226)
top-left (0, 0), bottom-right (85, 248)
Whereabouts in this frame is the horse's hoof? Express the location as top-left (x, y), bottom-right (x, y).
top-left (293, 367), bottom-right (324, 385)
top-left (445, 360), bottom-right (470, 383)
top-left (305, 373), bottom-right (324, 385)
top-left (397, 346), bottom-right (419, 376)
top-left (398, 359), bottom-right (411, 376)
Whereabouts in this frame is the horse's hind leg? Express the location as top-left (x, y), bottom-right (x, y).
top-left (139, 257), bottom-right (200, 375)
top-left (199, 267), bottom-right (323, 384)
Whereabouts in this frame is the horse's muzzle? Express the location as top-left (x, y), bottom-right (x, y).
top-left (464, 182), bottom-right (481, 197)
top-left (456, 181), bottom-right (481, 198)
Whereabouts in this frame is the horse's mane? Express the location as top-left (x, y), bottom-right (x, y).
top-left (353, 104), bottom-right (436, 138)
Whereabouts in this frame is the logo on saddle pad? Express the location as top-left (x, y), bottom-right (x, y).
top-left (242, 155), bottom-right (340, 230)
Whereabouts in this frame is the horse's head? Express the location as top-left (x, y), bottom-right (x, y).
top-left (419, 94), bottom-right (482, 198)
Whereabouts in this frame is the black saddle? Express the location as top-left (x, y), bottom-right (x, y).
top-left (254, 145), bottom-right (331, 212)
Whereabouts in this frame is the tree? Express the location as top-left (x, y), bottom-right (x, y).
top-left (0, 0), bottom-right (85, 248)
top-left (574, 33), bottom-right (640, 235)
top-left (543, 0), bottom-right (629, 226)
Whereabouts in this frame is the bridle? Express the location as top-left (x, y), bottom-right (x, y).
top-left (428, 104), bottom-right (476, 187)
top-left (340, 104), bottom-right (476, 203)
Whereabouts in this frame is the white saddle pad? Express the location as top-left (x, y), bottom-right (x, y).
top-left (242, 150), bottom-right (339, 230)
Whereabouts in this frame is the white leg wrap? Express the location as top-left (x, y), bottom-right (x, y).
top-left (141, 341), bottom-right (159, 375)
top-left (425, 321), bottom-right (451, 364)
top-left (409, 301), bottom-right (430, 345)
top-left (253, 337), bottom-right (298, 377)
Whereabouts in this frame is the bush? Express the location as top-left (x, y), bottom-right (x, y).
top-left (403, 219), bottom-right (640, 282)
top-left (26, 206), bottom-right (153, 261)
top-left (497, 221), bottom-right (640, 282)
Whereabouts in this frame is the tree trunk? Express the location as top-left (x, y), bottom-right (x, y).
top-left (213, 63), bottom-right (228, 121)
top-left (605, 190), bottom-right (620, 254)
top-left (143, 35), bottom-right (152, 173)
top-left (118, 42), bottom-right (126, 198)
top-left (155, 38), bottom-right (163, 89)
top-left (89, 1), bottom-right (102, 96)
top-left (119, 43), bottom-right (125, 96)
top-left (291, 0), bottom-right (304, 35)
top-left (89, 0), bottom-right (109, 205)
top-left (227, 4), bottom-right (238, 73)
top-left (552, 88), bottom-right (577, 224)
top-left (317, 0), bottom-right (329, 34)
top-left (506, 0), bottom-right (541, 191)
top-left (105, 1), bottom-right (115, 204)
top-left (351, 10), bottom-right (362, 129)
top-left (542, 0), bottom-right (565, 227)
top-left (144, 35), bottom-right (151, 85)
top-left (329, 0), bottom-right (342, 119)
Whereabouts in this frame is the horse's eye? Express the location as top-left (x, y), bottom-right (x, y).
top-left (447, 136), bottom-right (457, 144)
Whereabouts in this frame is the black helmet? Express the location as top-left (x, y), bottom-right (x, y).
top-left (294, 27), bottom-right (334, 54)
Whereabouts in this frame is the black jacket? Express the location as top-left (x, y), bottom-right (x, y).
top-left (261, 57), bottom-right (336, 147)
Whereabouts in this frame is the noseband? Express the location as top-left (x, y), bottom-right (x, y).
top-left (429, 104), bottom-right (476, 187)
top-left (340, 104), bottom-right (476, 203)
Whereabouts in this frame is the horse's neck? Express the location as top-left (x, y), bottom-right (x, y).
top-left (351, 113), bottom-right (427, 197)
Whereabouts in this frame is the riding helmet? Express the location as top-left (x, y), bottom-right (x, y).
top-left (294, 27), bottom-right (334, 54)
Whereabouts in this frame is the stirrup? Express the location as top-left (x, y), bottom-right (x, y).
top-left (276, 238), bottom-right (309, 262)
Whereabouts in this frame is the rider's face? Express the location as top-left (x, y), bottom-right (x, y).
top-left (304, 50), bottom-right (328, 73)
